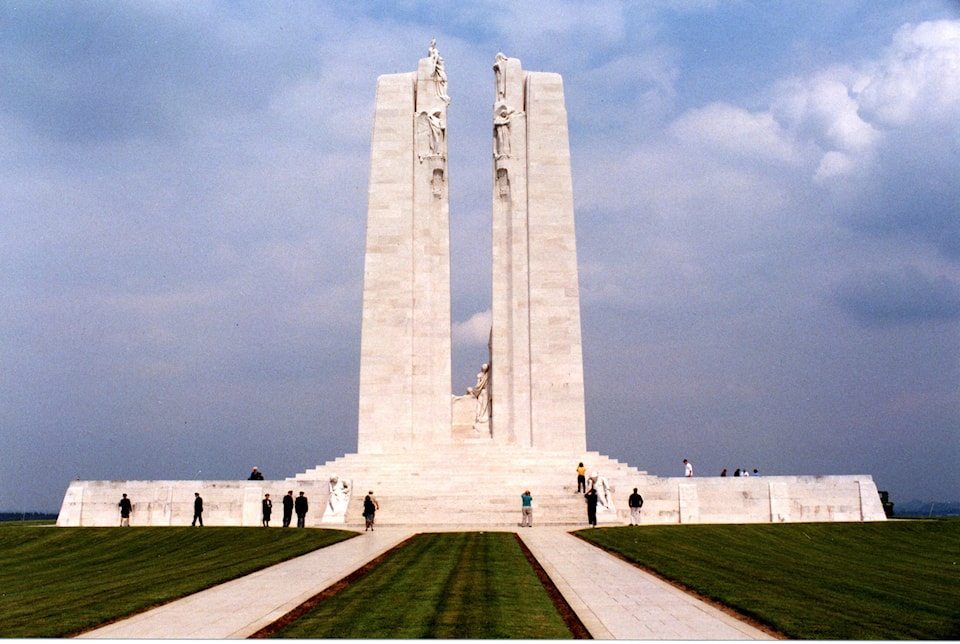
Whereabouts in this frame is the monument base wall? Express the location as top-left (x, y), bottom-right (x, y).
top-left (56, 480), bottom-right (340, 528)
top-left (57, 446), bottom-right (886, 527)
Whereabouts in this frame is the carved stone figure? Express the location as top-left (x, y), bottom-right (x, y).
top-left (493, 52), bottom-right (508, 100)
top-left (467, 363), bottom-right (490, 429)
top-left (494, 101), bottom-right (521, 159)
top-left (427, 109), bottom-right (444, 154)
top-left (496, 167), bottom-right (510, 199)
top-left (588, 472), bottom-right (615, 513)
top-left (324, 474), bottom-right (351, 520)
top-left (416, 109), bottom-right (446, 161)
top-left (428, 39), bottom-right (451, 104)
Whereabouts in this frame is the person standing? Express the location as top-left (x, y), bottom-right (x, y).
top-left (118, 494), bottom-right (132, 527)
top-left (262, 494), bottom-right (272, 527)
top-left (282, 490), bottom-right (294, 527)
top-left (628, 488), bottom-right (643, 525)
top-left (249, 467), bottom-right (264, 480)
top-left (683, 459), bottom-right (694, 477)
top-left (520, 490), bottom-right (533, 527)
top-left (584, 487), bottom-right (598, 527)
top-left (363, 491), bottom-right (380, 531)
top-left (294, 491), bottom-right (309, 528)
top-left (576, 462), bottom-right (586, 493)
top-left (192, 492), bottom-right (203, 527)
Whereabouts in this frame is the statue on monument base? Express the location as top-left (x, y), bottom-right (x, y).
top-left (588, 472), bottom-right (615, 513)
top-left (466, 363), bottom-right (490, 432)
top-left (321, 474), bottom-right (352, 522)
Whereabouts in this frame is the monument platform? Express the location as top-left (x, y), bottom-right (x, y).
top-left (57, 445), bottom-right (886, 527)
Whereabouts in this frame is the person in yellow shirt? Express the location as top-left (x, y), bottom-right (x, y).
top-left (576, 462), bottom-right (586, 493)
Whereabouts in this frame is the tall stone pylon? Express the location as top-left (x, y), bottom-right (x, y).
top-left (489, 54), bottom-right (587, 451)
top-left (357, 41), bottom-right (452, 453)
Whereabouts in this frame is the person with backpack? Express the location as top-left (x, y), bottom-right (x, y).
top-left (363, 491), bottom-right (380, 531)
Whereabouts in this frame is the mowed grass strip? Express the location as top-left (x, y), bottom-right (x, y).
top-left (0, 524), bottom-right (355, 638)
top-left (271, 531), bottom-right (574, 639)
top-left (577, 520), bottom-right (960, 640)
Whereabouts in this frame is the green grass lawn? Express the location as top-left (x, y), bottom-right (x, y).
top-left (0, 523), bottom-right (355, 638)
top-left (576, 519), bottom-right (960, 640)
top-left (269, 531), bottom-right (574, 639)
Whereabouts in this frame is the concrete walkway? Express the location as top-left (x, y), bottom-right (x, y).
top-left (78, 527), bottom-right (415, 639)
top-left (78, 526), bottom-right (773, 640)
top-left (516, 528), bottom-right (774, 640)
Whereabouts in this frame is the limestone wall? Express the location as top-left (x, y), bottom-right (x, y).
top-left (56, 480), bottom-right (337, 528)
top-left (633, 475), bottom-right (887, 524)
top-left (58, 451), bottom-right (885, 527)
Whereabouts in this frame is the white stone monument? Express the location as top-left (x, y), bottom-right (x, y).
top-left (56, 45), bottom-right (887, 528)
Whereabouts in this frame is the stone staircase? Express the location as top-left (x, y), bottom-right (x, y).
top-left (289, 445), bottom-right (650, 527)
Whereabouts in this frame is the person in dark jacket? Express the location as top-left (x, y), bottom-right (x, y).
top-left (282, 490), bottom-right (294, 527)
top-left (627, 488), bottom-right (643, 525)
top-left (585, 488), bottom-right (598, 527)
top-left (294, 491), bottom-right (309, 528)
top-left (192, 492), bottom-right (203, 527)
top-left (363, 491), bottom-right (380, 532)
top-left (261, 494), bottom-right (272, 527)
top-left (248, 467), bottom-right (264, 480)
top-left (118, 494), bottom-right (132, 527)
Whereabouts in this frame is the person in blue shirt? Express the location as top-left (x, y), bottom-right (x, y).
top-left (520, 490), bottom-right (533, 527)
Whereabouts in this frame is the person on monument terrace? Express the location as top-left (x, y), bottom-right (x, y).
top-left (118, 493), bottom-right (132, 526)
top-left (262, 494), bottom-right (272, 527)
top-left (628, 488), bottom-right (643, 525)
top-left (576, 462), bottom-right (586, 493)
top-left (363, 491), bottom-right (379, 531)
top-left (249, 467), bottom-right (264, 480)
top-left (295, 491), bottom-right (309, 527)
top-left (192, 492), bottom-right (203, 527)
top-left (520, 490), bottom-right (533, 527)
top-left (282, 490), bottom-right (294, 527)
top-left (683, 459), bottom-right (693, 477)
top-left (584, 487), bottom-right (598, 527)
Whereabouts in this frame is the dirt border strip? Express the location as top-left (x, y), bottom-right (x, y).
top-left (570, 531), bottom-right (787, 640)
top-left (513, 532), bottom-right (592, 639)
top-left (248, 534), bottom-right (420, 638)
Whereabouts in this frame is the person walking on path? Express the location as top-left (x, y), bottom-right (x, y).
top-left (294, 491), bottom-right (309, 528)
top-left (683, 459), bottom-right (694, 477)
top-left (627, 488), bottom-right (643, 525)
top-left (192, 492), bottom-right (203, 527)
top-left (282, 490), bottom-right (294, 527)
top-left (576, 462), bottom-right (586, 493)
top-left (585, 487), bottom-right (598, 527)
top-left (363, 491), bottom-right (380, 531)
top-left (262, 494), bottom-right (272, 527)
top-left (118, 494), bottom-right (132, 527)
top-left (520, 490), bottom-right (534, 527)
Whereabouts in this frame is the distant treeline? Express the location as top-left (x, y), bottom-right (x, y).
top-left (0, 512), bottom-right (58, 522)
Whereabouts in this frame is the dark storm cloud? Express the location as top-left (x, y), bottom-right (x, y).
top-left (833, 266), bottom-right (960, 326)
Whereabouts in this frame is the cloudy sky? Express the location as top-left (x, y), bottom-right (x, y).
top-left (2, 1), bottom-right (958, 512)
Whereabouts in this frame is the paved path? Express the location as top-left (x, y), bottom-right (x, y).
top-left (78, 526), bottom-right (773, 640)
top-left (516, 528), bottom-right (774, 640)
top-left (78, 528), bottom-right (415, 639)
